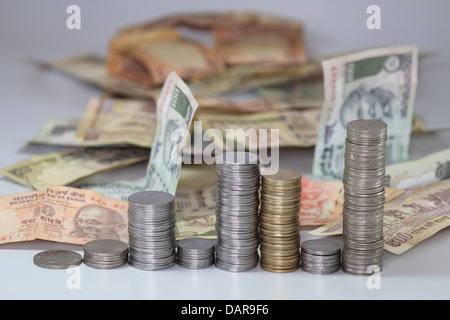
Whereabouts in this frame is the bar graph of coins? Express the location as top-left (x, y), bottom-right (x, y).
top-left (341, 119), bottom-right (387, 275)
top-left (260, 169), bottom-right (302, 273)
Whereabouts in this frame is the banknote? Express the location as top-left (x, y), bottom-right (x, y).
top-left (0, 186), bottom-right (129, 245)
top-left (255, 80), bottom-right (324, 109)
top-left (197, 109), bottom-right (320, 151)
top-left (0, 183), bottom-right (217, 245)
top-left (300, 177), bottom-right (344, 225)
top-left (385, 148), bottom-right (450, 188)
top-left (108, 27), bottom-right (224, 88)
top-left (37, 53), bottom-right (322, 98)
top-left (142, 71), bottom-right (199, 194)
top-left (85, 71), bottom-right (199, 198)
top-left (301, 177), bottom-right (403, 226)
top-left (31, 116), bottom-right (80, 146)
top-left (313, 45), bottom-right (419, 180)
top-left (309, 178), bottom-right (450, 255)
top-left (107, 12), bottom-right (307, 88)
top-left (174, 163), bottom-right (217, 239)
top-left (35, 54), bottom-right (162, 100)
top-left (0, 147), bottom-right (149, 191)
top-left (74, 97), bottom-right (156, 148)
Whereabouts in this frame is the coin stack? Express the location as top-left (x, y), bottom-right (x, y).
top-left (214, 151), bottom-right (261, 272)
top-left (177, 238), bottom-right (215, 269)
top-left (300, 239), bottom-right (341, 274)
top-left (83, 239), bottom-right (129, 269)
top-left (128, 190), bottom-right (177, 271)
top-left (342, 119), bottom-right (387, 275)
top-left (260, 168), bottom-right (302, 273)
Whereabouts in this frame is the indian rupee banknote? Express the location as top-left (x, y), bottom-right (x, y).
top-left (313, 45), bottom-right (418, 180)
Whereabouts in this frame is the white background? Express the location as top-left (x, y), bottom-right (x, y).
top-left (0, 0), bottom-right (449, 300)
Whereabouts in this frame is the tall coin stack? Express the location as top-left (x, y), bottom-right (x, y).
top-left (260, 168), bottom-right (302, 273)
top-left (215, 151), bottom-right (261, 272)
top-left (128, 191), bottom-right (177, 271)
top-left (342, 119), bottom-right (387, 275)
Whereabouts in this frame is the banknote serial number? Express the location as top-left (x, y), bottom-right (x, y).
top-left (181, 304), bottom-right (269, 317)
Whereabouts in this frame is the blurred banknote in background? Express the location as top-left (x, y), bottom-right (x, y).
top-left (313, 45), bottom-right (418, 180)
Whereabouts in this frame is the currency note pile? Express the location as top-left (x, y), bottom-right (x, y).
top-left (107, 12), bottom-right (307, 88)
top-left (30, 12), bottom-right (431, 160)
top-left (260, 169), bottom-right (302, 273)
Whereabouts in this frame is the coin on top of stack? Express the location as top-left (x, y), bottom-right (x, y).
top-left (214, 151), bottom-right (261, 272)
top-left (342, 119), bottom-right (387, 276)
top-left (300, 239), bottom-right (341, 274)
top-left (128, 190), bottom-right (177, 271)
top-left (83, 239), bottom-right (129, 269)
top-left (260, 168), bottom-right (302, 273)
top-left (177, 238), bottom-right (215, 269)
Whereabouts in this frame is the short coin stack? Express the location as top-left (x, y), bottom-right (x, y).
top-left (128, 190), bottom-right (177, 271)
top-left (83, 239), bottom-right (129, 269)
top-left (215, 151), bottom-right (261, 272)
top-left (260, 168), bottom-right (302, 273)
top-left (177, 238), bottom-right (215, 269)
top-left (300, 239), bottom-right (341, 274)
top-left (342, 119), bottom-right (387, 275)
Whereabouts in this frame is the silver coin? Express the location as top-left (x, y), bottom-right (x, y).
top-left (346, 119), bottom-right (387, 136)
top-left (301, 239), bottom-right (341, 256)
top-left (33, 250), bottom-right (82, 270)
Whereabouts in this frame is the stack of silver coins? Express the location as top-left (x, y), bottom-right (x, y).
top-left (177, 238), bottom-right (215, 269)
top-left (342, 119), bottom-right (387, 275)
top-left (128, 191), bottom-right (177, 271)
top-left (300, 239), bottom-right (341, 274)
top-left (214, 151), bottom-right (261, 272)
top-left (83, 239), bottom-right (129, 269)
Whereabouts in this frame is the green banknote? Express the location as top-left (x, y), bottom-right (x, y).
top-left (313, 45), bottom-right (418, 180)
top-left (83, 71), bottom-right (199, 199)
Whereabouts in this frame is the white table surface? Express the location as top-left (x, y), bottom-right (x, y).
top-left (1, 0), bottom-right (449, 300)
